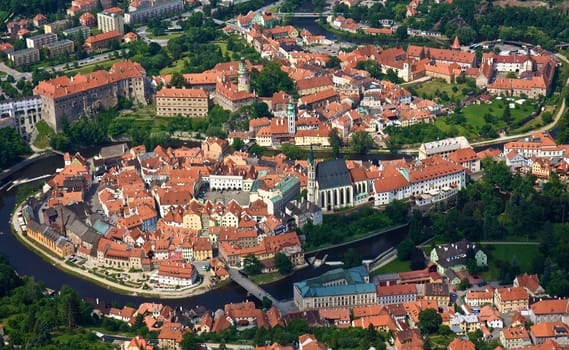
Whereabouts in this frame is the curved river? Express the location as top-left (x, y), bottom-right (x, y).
top-left (0, 154), bottom-right (408, 310)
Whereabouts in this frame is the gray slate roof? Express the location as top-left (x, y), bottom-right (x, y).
top-left (316, 159), bottom-right (351, 190)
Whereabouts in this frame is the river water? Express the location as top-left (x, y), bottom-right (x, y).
top-left (0, 153), bottom-right (409, 309)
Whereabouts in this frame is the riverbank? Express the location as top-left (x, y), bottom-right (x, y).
top-left (305, 222), bottom-right (409, 255)
top-left (10, 200), bottom-right (218, 299)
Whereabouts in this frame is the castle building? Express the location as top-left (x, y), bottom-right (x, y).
top-left (34, 60), bottom-right (150, 131)
top-left (237, 58), bottom-right (250, 93)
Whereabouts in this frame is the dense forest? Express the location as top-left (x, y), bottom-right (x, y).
top-left (0, 128), bottom-right (31, 171)
top-left (420, 158), bottom-right (569, 296)
top-left (335, 0), bottom-right (569, 49)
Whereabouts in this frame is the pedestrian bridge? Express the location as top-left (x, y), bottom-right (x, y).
top-left (228, 268), bottom-right (296, 314)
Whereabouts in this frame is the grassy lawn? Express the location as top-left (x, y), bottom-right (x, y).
top-left (64, 58), bottom-right (122, 75)
top-left (461, 98), bottom-right (538, 130)
top-left (249, 271), bottom-right (285, 285)
top-left (160, 58), bottom-right (187, 75)
top-left (213, 41), bottom-right (228, 56)
top-left (370, 257), bottom-right (411, 275)
top-left (410, 79), bottom-right (471, 102)
top-left (481, 244), bottom-right (539, 281)
top-left (433, 119), bottom-right (476, 138)
top-left (147, 32), bottom-right (183, 40)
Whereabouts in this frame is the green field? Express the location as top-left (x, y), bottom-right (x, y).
top-left (147, 32), bottom-right (183, 40)
top-left (160, 58), bottom-right (187, 75)
top-left (410, 79), bottom-right (473, 103)
top-left (461, 99), bottom-right (538, 130)
top-left (64, 58), bottom-right (122, 75)
top-left (370, 257), bottom-right (411, 275)
top-left (481, 243), bottom-right (539, 281)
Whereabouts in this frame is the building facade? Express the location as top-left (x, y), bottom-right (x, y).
top-left (34, 61), bottom-right (150, 131)
top-left (293, 266), bottom-right (377, 310)
top-left (125, 0), bottom-right (183, 25)
top-left (8, 48), bottom-right (40, 67)
top-left (155, 88), bottom-right (209, 117)
top-left (0, 96), bottom-right (43, 141)
top-left (97, 8), bottom-right (125, 34)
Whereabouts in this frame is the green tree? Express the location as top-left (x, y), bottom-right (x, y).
top-left (342, 248), bottom-right (362, 268)
top-left (232, 137), bottom-right (245, 151)
top-left (243, 254), bottom-right (263, 275)
top-left (251, 61), bottom-right (295, 97)
top-left (396, 25), bottom-right (408, 40)
top-left (417, 308), bottom-right (442, 334)
top-left (329, 127), bottom-right (341, 158)
top-left (274, 252), bottom-right (293, 275)
top-left (326, 56), bottom-right (342, 69)
top-left (502, 104), bottom-right (512, 124)
top-left (397, 239), bottom-right (415, 260)
top-left (458, 277), bottom-right (471, 290)
top-left (170, 72), bottom-right (185, 88)
top-left (542, 111), bottom-right (553, 124)
top-left (261, 296), bottom-right (273, 309)
top-left (350, 131), bottom-right (374, 154)
top-left (281, 142), bottom-right (304, 160)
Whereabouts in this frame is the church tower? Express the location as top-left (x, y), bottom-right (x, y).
top-left (237, 57), bottom-right (250, 93)
top-left (307, 144), bottom-right (316, 204)
top-left (287, 96), bottom-right (296, 135)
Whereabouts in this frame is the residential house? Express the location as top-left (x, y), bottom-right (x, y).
top-left (500, 327), bottom-right (532, 350)
top-left (494, 287), bottom-right (529, 313)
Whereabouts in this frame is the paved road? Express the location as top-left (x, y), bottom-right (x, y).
top-left (0, 62), bottom-right (32, 80)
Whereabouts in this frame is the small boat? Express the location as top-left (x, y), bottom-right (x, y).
top-left (0, 231), bottom-right (4, 235)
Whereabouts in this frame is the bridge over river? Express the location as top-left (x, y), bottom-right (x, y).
top-left (228, 268), bottom-right (296, 314)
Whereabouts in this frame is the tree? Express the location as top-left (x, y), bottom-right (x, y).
top-left (396, 25), bottom-right (408, 40)
top-left (418, 308), bottom-right (442, 334)
top-left (243, 254), bottom-right (263, 275)
top-left (261, 296), bottom-right (273, 309)
top-left (397, 239), bottom-right (415, 260)
top-left (170, 72), bottom-right (185, 88)
top-left (542, 111), bottom-right (553, 124)
top-left (249, 144), bottom-right (265, 157)
top-left (250, 61), bottom-right (295, 97)
top-left (326, 56), bottom-right (341, 69)
top-left (232, 137), bottom-right (245, 151)
top-left (281, 142), bottom-right (304, 160)
top-left (502, 104), bottom-right (511, 124)
top-left (275, 252), bottom-right (293, 275)
top-left (329, 127), bottom-right (341, 158)
top-left (343, 248), bottom-right (362, 268)
top-left (458, 277), bottom-right (471, 290)
top-left (350, 131), bottom-right (374, 154)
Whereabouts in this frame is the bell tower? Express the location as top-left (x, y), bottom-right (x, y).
top-left (237, 57), bottom-right (250, 93)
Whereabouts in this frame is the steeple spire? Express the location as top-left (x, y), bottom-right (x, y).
top-left (451, 36), bottom-right (460, 50)
top-left (308, 144), bottom-right (314, 166)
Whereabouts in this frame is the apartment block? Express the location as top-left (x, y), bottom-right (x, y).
top-left (8, 48), bottom-right (40, 68)
top-left (98, 8), bottom-right (125, 34)
top-left (125, 0), bottom-right (183, 25)
top-left (62, 26), bottom-right (91, 40)
top-left (45, 40), bottom-right (75, 59)
top-left (26, 33), bottom-right (57, 49)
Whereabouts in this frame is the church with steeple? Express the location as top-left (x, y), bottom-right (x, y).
top-left (306, 146), bottom-right (369, 212)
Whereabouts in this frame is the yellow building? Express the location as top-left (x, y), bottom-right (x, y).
top-left (494, 287), bottom-right (529, 313)
top-left (182, 211), bottom-right (202, 231)
top-left (156, 88), bottom-right (209, 117)
top-left (26, 219), bottom-right (74, 258)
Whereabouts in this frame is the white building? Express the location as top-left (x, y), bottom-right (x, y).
top-left (210, 175), bottom-right (243, 191)
top-left (153, 261), bottom-right (198, 288)
top-left (373, 156), bottom-right (466, 206)
top-left (418, 136), bottom-right (470, 160)
top-left (0, 96), bottom-right (43, 142)
top-left (97, 8), bottom-right (125, 34)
